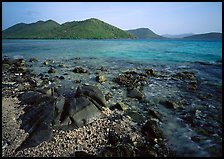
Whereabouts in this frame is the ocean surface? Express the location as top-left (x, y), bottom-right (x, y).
top-left (2, 39), bottom-right (222, 157)
top-left (2, 39), bottom-right (222, 64)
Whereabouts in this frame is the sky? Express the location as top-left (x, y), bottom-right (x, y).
top-left (2, 2), bottom-right (222, 35)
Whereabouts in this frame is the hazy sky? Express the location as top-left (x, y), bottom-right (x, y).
top-left (2, 2), bottom-right (222, 35)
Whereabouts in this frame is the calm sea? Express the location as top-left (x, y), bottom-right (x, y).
top-left (2, 39), bottom-right (222, 64)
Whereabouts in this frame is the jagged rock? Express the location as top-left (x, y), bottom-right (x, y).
top-left (75, 85), bottom-right (107, 108)
top-left (148, 109), bottom-right (162, 121)
top-left (110, 102), bottom-right (128, 111)
top-left (16, 97), bottom-right (55, 151)
top-left (29, 58), bottom-right (39, 62)
top-left (113, 71), bottom-right (147, 88)
top-left (127, 88), bottom-right (144, 100)
top-left (72, 67), bottom-right (88, 73)
top-left (141, 119), bottom-right (163, 143)
top-left (17, 85), bottom-right (107, 150)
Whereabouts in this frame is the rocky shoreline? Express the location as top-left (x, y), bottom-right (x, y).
top-left (2, 57), bottom-right (222, 157)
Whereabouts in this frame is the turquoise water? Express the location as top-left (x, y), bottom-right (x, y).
top-left (2, 39), bottom-right (222, 64)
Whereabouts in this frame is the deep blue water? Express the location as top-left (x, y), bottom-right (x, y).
top-left (2, 39), bottom-right (222, 64)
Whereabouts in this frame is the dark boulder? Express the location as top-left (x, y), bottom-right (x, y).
top-left (75, 85), bottom-right (107, 108)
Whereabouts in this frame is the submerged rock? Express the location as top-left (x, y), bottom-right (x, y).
top-left (29, 58), bottom-right (39, 62)
top-left (113, 71), bottom-right (147, 88)
top-left (72, 67), bottom-right (88, 73)
top-left (48, 68), bottom-right (56, 74)
top-left (161, 100), bottom-right (180, 109)
top-left (96, 73), bottom-right (107, 83)
top-left (141, 119), bottom-right (163, 143)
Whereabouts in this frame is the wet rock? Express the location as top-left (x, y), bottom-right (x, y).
top-left (141, 119), bottom-right (163, 143)
top-left (110, 102), bottom-right (128, 111)
top-left (113, 71), bottom-right (147, 88)
top-left (98, 144), bottom-right (135, 157)
top-left (72, 67), bottom-right (88, 73)
top-left (2, 64), bottom-right (11, 70)
top-left (2, 58), bottom-right (11, 65)
top-left (58, 76), bottom-right (65, 80)
top-left (29, 58), bottom-right (38, 62)
top-left (171, 71), bottom-right (196, 81)
top-left (17, 67), bottom-right (27, 73)
top-left (48, 68), bottom-right (56, 74)
top-left (107, 130), bottom-right (120, 145)
top-left (96, 73), bottom-right (107, 83)
top-left (127, 88), bottom-right (144, 100)
top-left (58, 64), bottom-right (66, 68)
top-left (70, 151), bottom-right (96, 157)
top-left (105, 92), bottom-right (113, 101)
top-left (148, 109), bottom-right (162, 121)
top-left (135, 145), bottom-right (158, 157)
top-left (145, 68), bottom-right (156, 76)
top-left (191, 136), bottom-right (202, 143)
top-left (162, 100), bottom-right (180, 109)
top-left (126, 110), bottom-right (146, 123)
top-left (13, 59), bottom-right (26, 67)
top-left (43, 61), bottom-right (49, 65)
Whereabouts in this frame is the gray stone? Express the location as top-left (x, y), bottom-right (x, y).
top-left (127, 88), bottom-right (144, 100)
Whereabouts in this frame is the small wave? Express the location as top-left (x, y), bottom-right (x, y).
top-left (193, 61), bottom-right (222, 66)
top-left (13, 55), bottom-right (24, 60)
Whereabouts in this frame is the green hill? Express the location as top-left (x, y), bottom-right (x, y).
top-left (2, 18), bottom-right (134, 39)
top-left (183, 32), bottom-right (222, 40)
top-left (127, 28), bottom-right (166, 39)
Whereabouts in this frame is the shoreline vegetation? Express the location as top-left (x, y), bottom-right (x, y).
top-left (2, 55), bottom-right (222, 157)
top-left (2, 18), bottom-right (222, 40)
